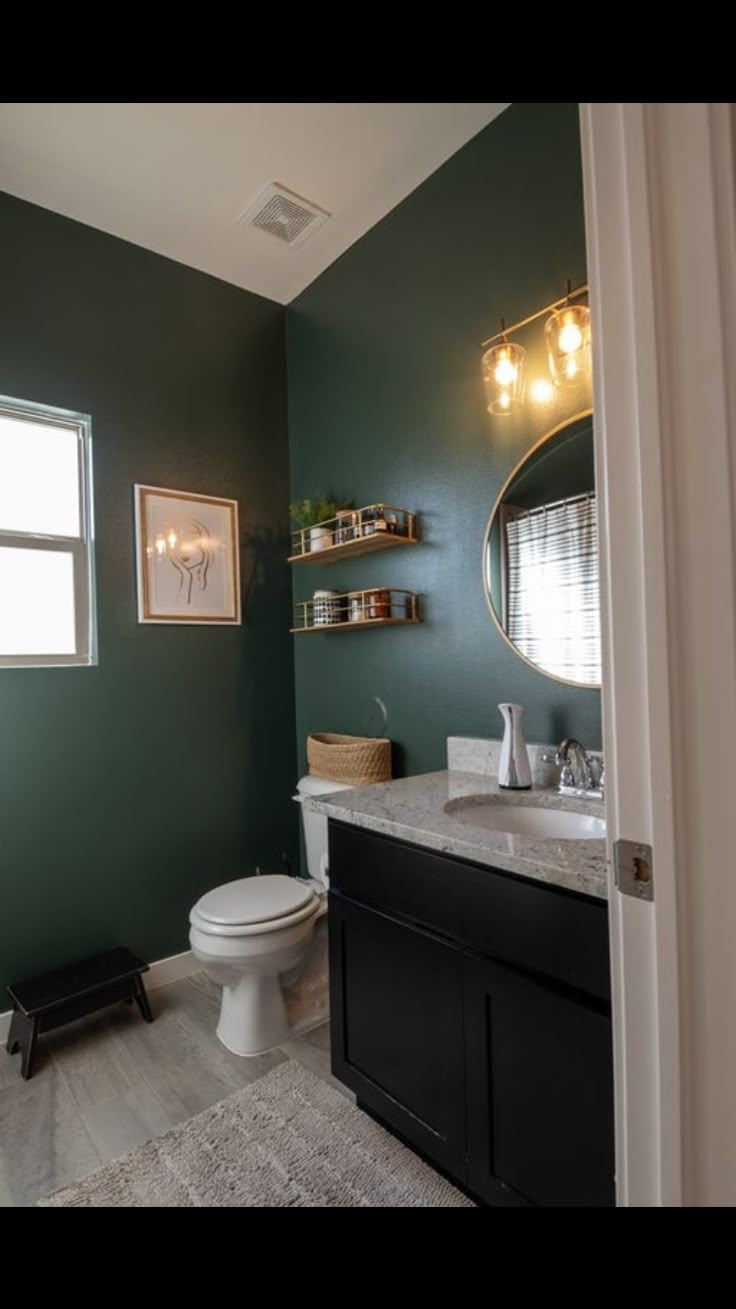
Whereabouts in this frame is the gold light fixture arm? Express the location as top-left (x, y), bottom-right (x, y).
top-left (481, 282), bottom-right (589, 349)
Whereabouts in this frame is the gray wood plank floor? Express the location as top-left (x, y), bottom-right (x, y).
top-left (0, 973), bottom-right (337, 1207)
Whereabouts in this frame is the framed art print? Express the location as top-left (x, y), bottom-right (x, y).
top-left (134, 485), bottom-right (241, 624)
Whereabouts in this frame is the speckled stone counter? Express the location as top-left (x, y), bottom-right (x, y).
top-left (307, 771), bottom-right (608, 901)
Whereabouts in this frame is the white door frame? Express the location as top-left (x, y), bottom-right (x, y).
top-left (581, 103), bottom-right (736, 1206)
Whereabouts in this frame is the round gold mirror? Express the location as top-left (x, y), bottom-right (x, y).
top-left (483, 409), bottom-right (600, 689)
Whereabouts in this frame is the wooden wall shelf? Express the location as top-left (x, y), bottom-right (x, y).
top-left (289, 504), bottom-right (417, 565)
top-left (289, 532), bottom-right (417, 565)
top-left (292, 588), bottom-right (420, 634)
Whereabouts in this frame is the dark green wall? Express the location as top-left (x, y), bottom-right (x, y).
top-left (0, 192), bottom-right (297, 995)
top-left (287, 103), bottom-right (601, 779)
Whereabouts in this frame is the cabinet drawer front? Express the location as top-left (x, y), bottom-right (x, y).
top-left (329, 820), bottom-right (610, 1002)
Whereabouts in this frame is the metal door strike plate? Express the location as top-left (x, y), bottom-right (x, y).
top-left (614, 840), bottom-right (654, 901)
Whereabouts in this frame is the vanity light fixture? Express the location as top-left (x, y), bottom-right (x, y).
top-left (481, 320), bottom-right (527, 415)
top-left (481, 282), bottom-right (590, 414)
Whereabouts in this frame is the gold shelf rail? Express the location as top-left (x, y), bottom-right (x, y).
top-left (292, 587), bottom-right (420, 634)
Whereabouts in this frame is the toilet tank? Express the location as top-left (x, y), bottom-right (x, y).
top-left (294, 775), bottom-right (354, 884)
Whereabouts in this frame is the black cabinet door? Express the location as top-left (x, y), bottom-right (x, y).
top-left (465, 954), bottom-right (615, 1207)
top-left (329, 893), bottom-right (466, 1179)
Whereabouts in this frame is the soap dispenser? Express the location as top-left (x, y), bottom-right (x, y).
top-left (498, 703), bottom-right (532, 790)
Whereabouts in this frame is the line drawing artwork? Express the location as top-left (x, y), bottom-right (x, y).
top-left (136, 485), bottom-right (240, 625)
top-left (157, 516), bottom-right (217, 605)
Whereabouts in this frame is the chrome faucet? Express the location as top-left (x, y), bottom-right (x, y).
top-left (548, 739), bottom-right (604, 799)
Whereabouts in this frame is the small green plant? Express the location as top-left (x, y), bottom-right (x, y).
top-left (289, 496), bottom-right (348, 529)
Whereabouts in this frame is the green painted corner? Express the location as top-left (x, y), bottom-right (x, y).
top-left (286, 102), bottom-right (601, 782)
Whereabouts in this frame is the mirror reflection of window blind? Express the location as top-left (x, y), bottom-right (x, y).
top-left (505, 492), bottom-right (601, 684)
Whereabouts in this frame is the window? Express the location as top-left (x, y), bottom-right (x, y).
top-left (0, 395), bottom-right (96, 667)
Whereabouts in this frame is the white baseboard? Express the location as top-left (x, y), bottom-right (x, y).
top-left (146, 949), bottom-right (198, 990)
top-left (0, 949), bottom-right (199, 1045)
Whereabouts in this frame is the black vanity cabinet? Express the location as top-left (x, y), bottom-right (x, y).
top-left (328, 819), bottom-right (615, 1207)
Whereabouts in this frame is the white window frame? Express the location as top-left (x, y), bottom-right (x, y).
top-left (0, 393), bottom-right (96, 668)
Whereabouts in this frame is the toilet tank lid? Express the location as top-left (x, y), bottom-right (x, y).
top-left (296, 774), bottom-right (355, 798)
top-left (194, 875), bottom-right (315, 926)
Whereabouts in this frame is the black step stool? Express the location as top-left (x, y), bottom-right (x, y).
top-left (5, 947), bottom-right (153, 1080)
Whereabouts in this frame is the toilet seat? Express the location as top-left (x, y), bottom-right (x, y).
top-left (190, 874), bottom-right (320, 938)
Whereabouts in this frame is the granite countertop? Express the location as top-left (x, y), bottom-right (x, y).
top-left (307, 770), bottom-right (608, 901)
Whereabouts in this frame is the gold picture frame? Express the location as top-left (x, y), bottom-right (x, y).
top-left (134, 484), bottom-right (241, 625)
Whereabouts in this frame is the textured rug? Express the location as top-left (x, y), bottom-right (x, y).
top-left (38, 1060), bottom-right (473, 1207)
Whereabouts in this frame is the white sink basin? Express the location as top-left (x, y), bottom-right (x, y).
top-left (449, 802), bottom-right (606, 840)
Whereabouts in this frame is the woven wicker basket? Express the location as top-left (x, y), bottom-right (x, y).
top-left (307, 733), bottom-right (392, 786)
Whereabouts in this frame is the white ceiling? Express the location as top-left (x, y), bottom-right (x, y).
top-left (0, 103), bottom-right (509, 304)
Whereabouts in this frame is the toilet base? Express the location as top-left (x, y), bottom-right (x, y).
top-left (217, 972), bottom-right (290, 1057)
top-left (215, 972), bottom-right (329, 1057)
top-left (217, 1009), bottom-right (328, 1058)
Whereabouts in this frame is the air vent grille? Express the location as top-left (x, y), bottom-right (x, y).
top-left (239, 183), bottom-right (331, 249)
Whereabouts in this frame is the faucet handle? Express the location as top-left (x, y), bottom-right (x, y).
top-left (540, 749), bottom-right (572, 786)
top-left (541, 750), bottom-right (573, 785)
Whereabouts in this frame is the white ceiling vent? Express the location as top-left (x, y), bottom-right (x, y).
top-left (239, 183), bottom-right (331, 249)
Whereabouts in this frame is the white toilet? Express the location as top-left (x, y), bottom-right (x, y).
top-left (189, 775), bottom-right (353, 1056)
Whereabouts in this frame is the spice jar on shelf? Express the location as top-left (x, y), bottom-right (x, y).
top-left (360, 508), bottom-right (375, 537)
top-left (334, 510), bottom-right (355, 545)
top-left (313, 589), bottom-right (345, 625)
top-left (348, 591), bottom-right (365, 622)
top-left (365, 588), bottom-right (391, 620)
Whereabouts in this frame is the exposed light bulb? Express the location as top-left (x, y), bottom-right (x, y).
top-left (167, 530), bottom-right (178, 549)
top-left (494, 356), bottom-right (517, 386)
top-left (530, 378), bottom-right (554, 404)
top-left (565, 357), bottom-right (578, 380)
top-left (558, 321), bottom-right (584, 355)
top-left (155, 534), bottom-right (166, 556)
top-left (499, 391), bottom-right (511, 410)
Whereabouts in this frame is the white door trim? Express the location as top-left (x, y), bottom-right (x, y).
top-left (580, 102), bottom-right (683, 1206)
top-left (582, 101), bottom-right (736, 1206)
